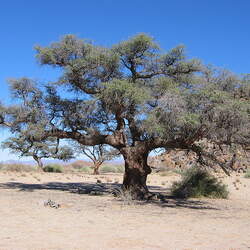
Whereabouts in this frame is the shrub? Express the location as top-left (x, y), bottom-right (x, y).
top-left (171, 167), bottom-right (229, 199)
top-left (244, 169), bottom-right (250, 178)
top-left (0, 163), bottom-right (4, 170)
top-left (78, 166), bottom-right (92, 174)
top-left (43, 164), bottom-right (63, 173)
top-left (100, 165), bottom-right (116, 173)
top-left (115, 165), bottom-right (124, 173)
top-left (70, 160), bottom-right (87, 169)
top-left (172, 168), bottom-right (186, 176)
top-left (100, 165), bottom-right (124, 173)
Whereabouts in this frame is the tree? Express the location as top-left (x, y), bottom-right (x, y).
top-left (2, 134), bottom-right (74, 171)
top-left (1, 34), bottom-right (249, 199)
top-left (72, 144), bottom-right (120, 174)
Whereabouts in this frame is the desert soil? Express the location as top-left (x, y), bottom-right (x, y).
top-left (0, 171), bottom-right (249, 250)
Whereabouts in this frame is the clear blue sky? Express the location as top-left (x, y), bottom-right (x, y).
top-left (0, 0), bottom-right (249, 161)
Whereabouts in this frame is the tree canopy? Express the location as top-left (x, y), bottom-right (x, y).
top-left (2, 134), bottom-right (74, 170)
top-left (1, 34), bottom-right (249, 199)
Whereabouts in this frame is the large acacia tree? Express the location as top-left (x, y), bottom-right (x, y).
top-left (1, 34), bottom-right (249, 199)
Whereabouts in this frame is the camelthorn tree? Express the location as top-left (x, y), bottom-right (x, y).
top-left (1, 34), bottom-right (249, 199)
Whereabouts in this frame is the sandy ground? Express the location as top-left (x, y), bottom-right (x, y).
top-left (0, 171), bottom-right (250, 250)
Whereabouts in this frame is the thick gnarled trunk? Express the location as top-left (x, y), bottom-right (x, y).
top-left (122, 148), bottom-right (151, 199)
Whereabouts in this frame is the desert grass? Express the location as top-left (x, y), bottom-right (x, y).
top-left (0, 163), bottom-right (36, 172)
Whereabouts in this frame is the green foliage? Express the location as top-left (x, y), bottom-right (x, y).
top-left (244, 169), bottom-right (250, 178)
top-left (115, 165), bottom-right (125, 173)
top-left (171, 168), bottom-right (229, 199)
top-left (100, 164), bottom-right (124, 173)
top-left (78, 166), bottom-right (92, 174)
top-left (43, 164), bottom-right (63, 173)
top-left (2, 133), bottom-right (74, 169)
top-left (100, 79), bottom-right (150, 113)
top-left (1, 33), bottom-right (249, 195)
top-left (113, 33), bottom-right (159, 63)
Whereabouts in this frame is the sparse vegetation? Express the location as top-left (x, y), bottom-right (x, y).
top-left (69, 160), bottom-right (87, 170)
top-left (244, 169), bottom-right (250, 178)
top-left (1, 33), bottom-right (249, 199)
top-left (114, 187), bottom-right (135, 205)
top-left (171, 167), bottom-right (229, 199)
top-left (78, 166), bottom-right (92, 174)
top-left (159, 170), bottom-right (173, 177)
top-left (100, 165), bottom-right (124, 174)
top-left (0, 163), bottom-right (36, 172)
top-left (43, 164), bottom-right (63, 173)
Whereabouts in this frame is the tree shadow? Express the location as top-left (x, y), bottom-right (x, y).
top-left (0, 181), bottom-right (122, 194)
top-left (0, 181), bottom-right (219, 210)
top-left (146, 196), bottom-right (220, 210)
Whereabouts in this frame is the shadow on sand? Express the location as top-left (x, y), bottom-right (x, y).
top-left (0, 181), bottom-right (219, 210)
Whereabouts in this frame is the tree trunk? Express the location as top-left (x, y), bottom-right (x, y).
top-left (122, 148), bottom-right (151, 200)
top-left (93, 162), bottom-right (102, 175)
top-left (33, 156), bottom-right (44, 172)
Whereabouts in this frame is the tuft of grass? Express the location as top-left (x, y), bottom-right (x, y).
top-left (244, 169), bottom-right (250, 178)
top-left (171, 167), bottom-right (229, 199)
top-left (43, 164), bottom-right (63, 173)
top-left (113, 188), bottom-right (135, 205)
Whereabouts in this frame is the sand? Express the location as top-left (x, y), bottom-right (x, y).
top-left (0, 171), bottom-right (249, 250)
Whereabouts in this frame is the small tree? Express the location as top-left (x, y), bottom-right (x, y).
top-left (73, 144), bottom-right (119, 174)
top-left (2, 134), bottom-right (74, 171)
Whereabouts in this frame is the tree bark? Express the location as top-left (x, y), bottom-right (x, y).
top-left (33, 156), bottom-right (44, 172)
top-left (121, 148), bottom-right (152, 200)
top-left (93, 162), bottom-right (102, 175)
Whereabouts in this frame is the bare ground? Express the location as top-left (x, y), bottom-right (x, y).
top-left (0, 171), bottom-right (250, 250)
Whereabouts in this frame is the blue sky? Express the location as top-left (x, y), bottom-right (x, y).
top-left (0, 0), bottom-right (249, 161)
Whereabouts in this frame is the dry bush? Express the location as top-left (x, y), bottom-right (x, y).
top-left (0, 163), bottom-right (36, 172)
top-left (113, 187), bottom-right (135, 205)
top-left (70, 160), bottom-right (88, 169)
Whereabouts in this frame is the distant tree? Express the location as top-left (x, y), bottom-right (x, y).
top-left (2, 134), bottom-right (74, 171)
top-left (0, 34), bottom-right (249, 199)
top-left (73, 143), bottom-right (120, 174)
